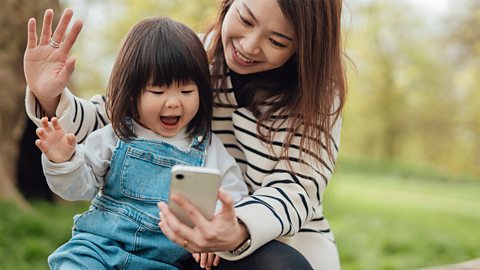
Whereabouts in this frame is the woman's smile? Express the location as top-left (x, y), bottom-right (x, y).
top-left (232, 44), bottom-right (257, 65)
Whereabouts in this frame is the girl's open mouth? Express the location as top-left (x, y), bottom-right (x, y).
top-left (160, 116), bottom-right (180, 129)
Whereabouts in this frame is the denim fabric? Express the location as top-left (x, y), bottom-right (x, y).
top-left (49, 133), bottom-right (209, 270)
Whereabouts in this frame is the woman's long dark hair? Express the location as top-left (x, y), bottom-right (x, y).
top-left (107, 17), bottom-right (212, 141)
top-left (205, 0), bottom-right (347, 165)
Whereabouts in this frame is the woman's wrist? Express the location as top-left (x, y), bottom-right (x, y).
top-left (229, 219), bottom-right (251, 252)
top-left (37, 95), bottom-right (60, 118)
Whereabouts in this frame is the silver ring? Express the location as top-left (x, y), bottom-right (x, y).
top-left (49, 38), bottom-right (61, 48)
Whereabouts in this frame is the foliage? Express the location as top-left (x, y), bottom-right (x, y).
top-left (342, 0), bottom-right (480, 177)
top-left (443, 0), bottom-right (480, 177)
top-left (61, 0), bottom-right (217, 99)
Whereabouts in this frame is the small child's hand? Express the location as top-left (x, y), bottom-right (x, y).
top-left (35, 117), bottom-right (76, 163)
top-left (192, 252), bottom-right (221, 270)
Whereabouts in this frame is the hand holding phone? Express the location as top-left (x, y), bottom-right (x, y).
top-left (169, 165), bottom-right (222, 227)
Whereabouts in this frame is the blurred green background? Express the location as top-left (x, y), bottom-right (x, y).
top-left (0, 0), bottom-right (479, 269)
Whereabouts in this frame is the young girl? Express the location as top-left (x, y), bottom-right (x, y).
top-left (33, 16), bottom-right (247, 270)
top-left (25, 0), bottom-right (347, 269)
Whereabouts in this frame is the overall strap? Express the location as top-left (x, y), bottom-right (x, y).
top-left (190, 131), bottom-right (211, 152)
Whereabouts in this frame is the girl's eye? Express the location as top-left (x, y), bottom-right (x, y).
top-left (237, 10), bottom-right (253, 27)
top-left (181, 90), bottom-right (194, 94)
top-left (149, 91), bottom-right (164, 95)
top-left (269, 38), bottom-right (287, 48)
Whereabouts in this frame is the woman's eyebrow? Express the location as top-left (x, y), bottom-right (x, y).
top-left (242, 3), bottom-right (258, 23)
top-left (242, 3), bottom-right (293, 42)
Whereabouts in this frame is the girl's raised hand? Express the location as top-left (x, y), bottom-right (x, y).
top-left (35, 117), bottom-right (76, 163)
top-left (24, 9), bottom-right (83, 116)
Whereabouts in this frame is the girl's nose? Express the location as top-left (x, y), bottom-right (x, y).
top-left (165, 95), bottom-right (180, 108)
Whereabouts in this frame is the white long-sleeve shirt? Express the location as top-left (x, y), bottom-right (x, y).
top-left (41, 121), bottom-right (248, 207)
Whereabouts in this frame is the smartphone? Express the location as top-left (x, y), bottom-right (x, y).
top-left (168, 165), bottom-right (222, 227)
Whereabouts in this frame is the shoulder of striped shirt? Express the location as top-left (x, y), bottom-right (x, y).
top-left (197, 32), bottom-right (215, 51)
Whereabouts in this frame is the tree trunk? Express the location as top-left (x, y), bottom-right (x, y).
top-left (0, 0), bottom-right (60, 206)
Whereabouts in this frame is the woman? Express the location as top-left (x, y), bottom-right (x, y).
top-left (24, 0), bottom-right (347, 269)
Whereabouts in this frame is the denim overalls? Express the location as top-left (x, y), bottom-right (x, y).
top-left (48, 131), bottom-right (209, 270)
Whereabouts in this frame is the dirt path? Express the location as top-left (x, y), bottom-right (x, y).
top-left (419, 258), bottom-right (480, 270)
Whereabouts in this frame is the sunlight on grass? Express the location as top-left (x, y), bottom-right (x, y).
top-left (325, 171), bottom-right (480, 270)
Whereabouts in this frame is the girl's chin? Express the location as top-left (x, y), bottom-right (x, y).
top-left (152, 124), bottom-right (180, 137)
top-left (160, 126), bottom-right (179, 135)
top-left (156, 130), bottom-right (177, 137)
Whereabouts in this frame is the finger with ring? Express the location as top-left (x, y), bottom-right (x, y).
top-left (49, 38), bottom-right (61, 48)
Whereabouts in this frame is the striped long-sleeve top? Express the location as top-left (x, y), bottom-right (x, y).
top-left (25, 73), bottom-right (342, 268)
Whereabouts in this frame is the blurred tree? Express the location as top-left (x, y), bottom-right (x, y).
top-left (342, 0), bottom-right (480, 178)
top-left (0, 0), bottom-right (60, 205)
top-left (444, 0), bottom-right (480, 175)
top-left (62, 0), bottom-right (217, 99)
top-left (343, 1), bottom-right (458, 173)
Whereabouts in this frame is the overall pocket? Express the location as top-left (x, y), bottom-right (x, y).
top-left (120, 146), bottom-right (187, 202)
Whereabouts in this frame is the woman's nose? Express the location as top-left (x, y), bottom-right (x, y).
top-left (240, 33), bottom-right (261, 56)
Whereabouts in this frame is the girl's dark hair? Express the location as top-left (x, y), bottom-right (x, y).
top-left (107, 16), bottom-right (212, 141)
top-left (205, 0), bottom-right (347, 165)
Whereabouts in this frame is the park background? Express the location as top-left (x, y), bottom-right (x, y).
top-left (0, 0), bottom-right (479, 269)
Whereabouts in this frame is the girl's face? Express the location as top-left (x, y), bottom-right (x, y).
top-left (137, 81), bottom-right (199, 137)
top-left (221, 0), bottom-right (296, 75)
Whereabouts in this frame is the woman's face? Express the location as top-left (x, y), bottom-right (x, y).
top-left (221, 0), bottom-right (297, 74)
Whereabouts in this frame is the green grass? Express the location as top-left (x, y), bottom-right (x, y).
top-left (0, 201), bottom-right (89, 270)
top-left (0, 163), bottom-right (479, 270)
top-left (325, 167), bottom-right (480, 270)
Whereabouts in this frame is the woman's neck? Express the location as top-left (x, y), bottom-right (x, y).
top-left (229, 68), bottom-right (281, 107)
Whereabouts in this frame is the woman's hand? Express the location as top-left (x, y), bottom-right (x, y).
top-left (35, 117), bottom-right (77, 163)
top-left (24, 9), bottom-right (83, 116)
top-left (158, 189), bottom-right (249, 253)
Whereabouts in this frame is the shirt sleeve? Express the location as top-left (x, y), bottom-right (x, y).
top-left (25, 86), bottom-right (109, 143)
top-left (204, 134), bottom-right (249, 207)
top-left (41, 125), bottom-right (117, 201)
top-left (217, 114), bottom-right (342, 260)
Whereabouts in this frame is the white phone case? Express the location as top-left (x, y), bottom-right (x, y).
top-left (168, 165), bottom-right (222, 227)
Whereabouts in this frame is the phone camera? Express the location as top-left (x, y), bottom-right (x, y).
top-left (175, 174), bottom-right (185, 180)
